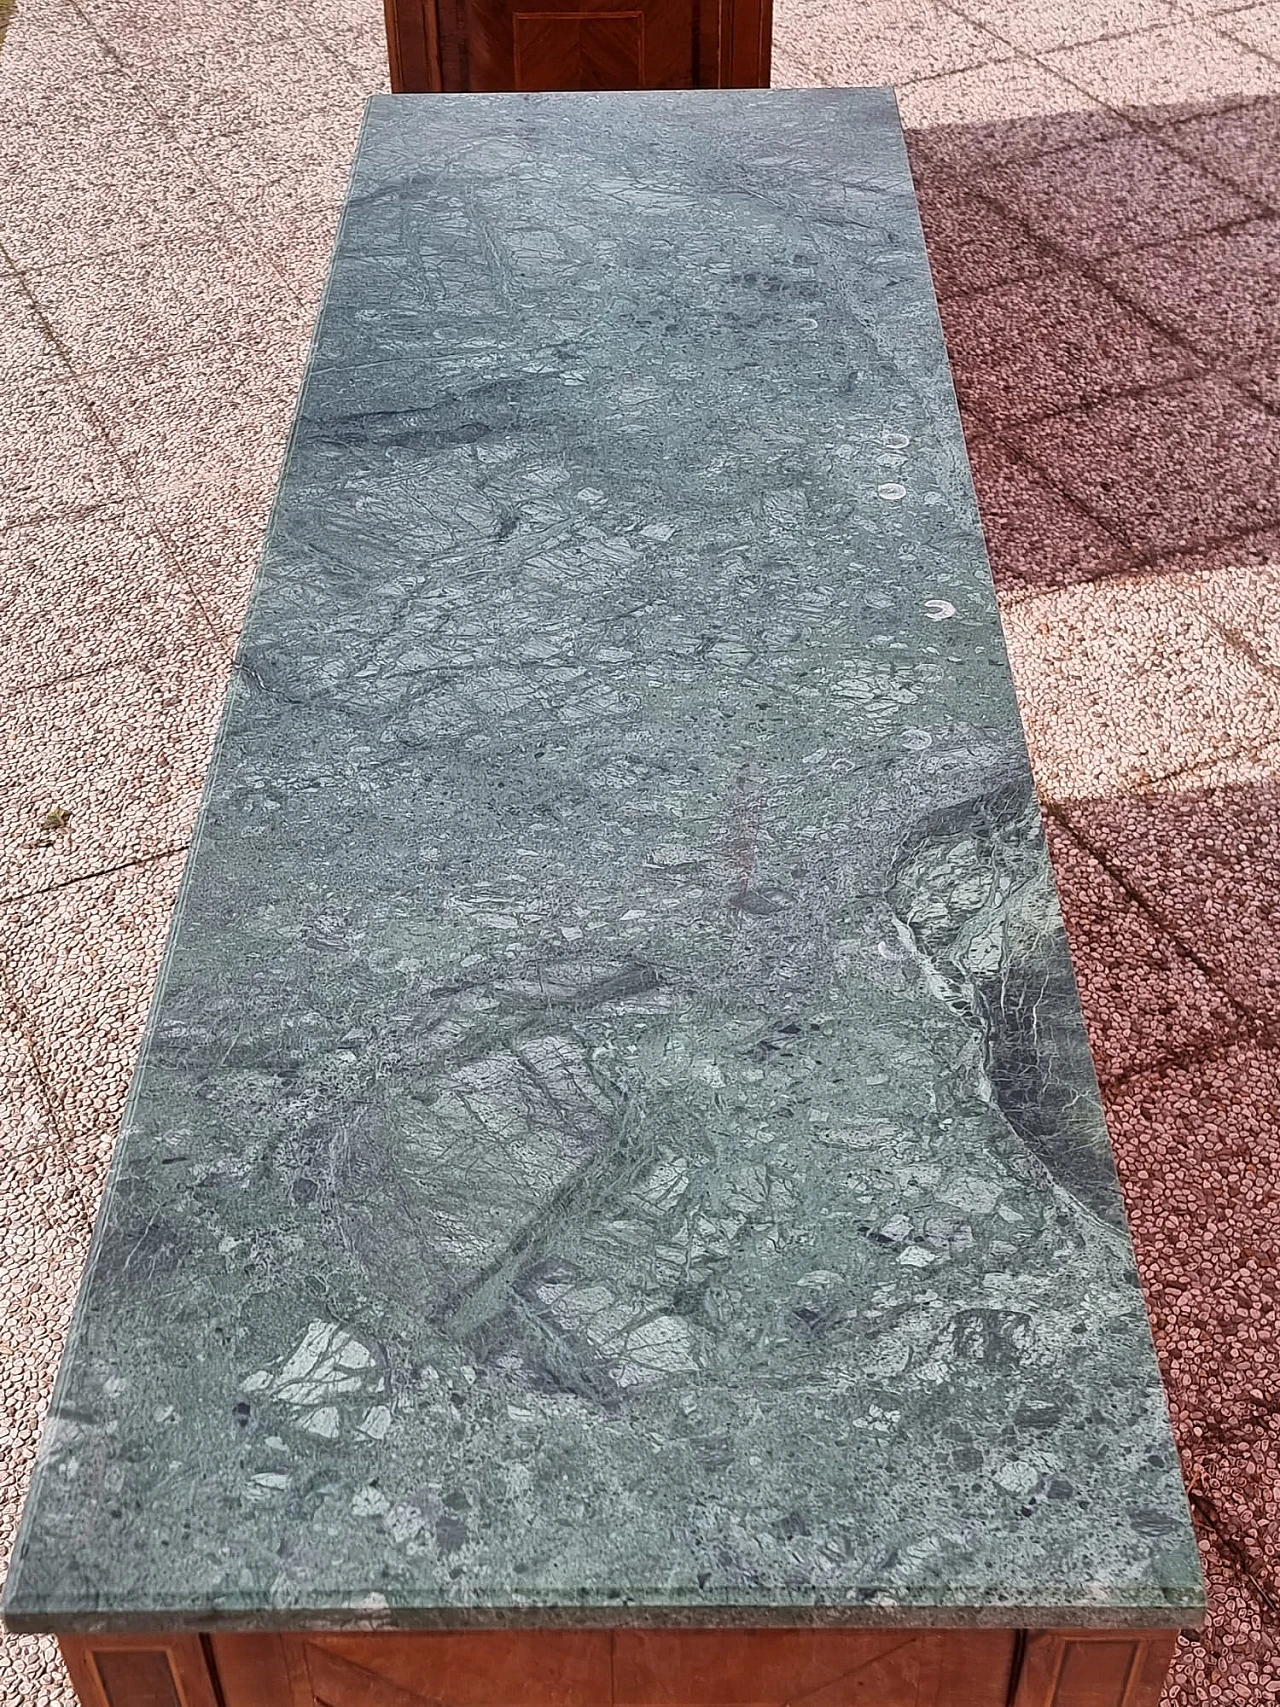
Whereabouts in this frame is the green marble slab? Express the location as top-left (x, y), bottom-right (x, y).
top-left (3, 89), bottom-right (1202, 1635)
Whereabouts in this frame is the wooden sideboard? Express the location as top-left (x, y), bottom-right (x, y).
top-left (60, 1627), bottom-right (1179, 1707)
top-left (381, 0), bottom-right (771, 92)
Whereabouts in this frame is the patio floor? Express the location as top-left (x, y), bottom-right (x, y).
top-left (2, 0), bottom-right (1279, 1699)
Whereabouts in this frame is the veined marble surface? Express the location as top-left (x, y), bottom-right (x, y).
top-left (4, 90), bottom-right (1202, 1634)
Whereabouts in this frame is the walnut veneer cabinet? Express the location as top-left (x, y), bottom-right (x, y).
top-left (61, 1629), bottom-right (1181, 1707)
top-left (4, 89), bottom-right (1202, 1707)
top-left (382, 0), bottom-right (770, 92)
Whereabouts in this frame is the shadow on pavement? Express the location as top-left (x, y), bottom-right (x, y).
top-left (910, 94), bottom-right (1280, 1701)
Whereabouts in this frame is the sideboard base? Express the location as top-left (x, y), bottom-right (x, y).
top-left (58, 1626), bottom-right (1181, 1707)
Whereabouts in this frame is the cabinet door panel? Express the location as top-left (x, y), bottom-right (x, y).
top-left (60, 1637), bottom-right (221, 1707)
top-left (383, 0), bottom-right (770, 89)
top-left (459, 0), bottom-right (694, 89)
top-left (1010, 1633), bottom-right (1179, 1707)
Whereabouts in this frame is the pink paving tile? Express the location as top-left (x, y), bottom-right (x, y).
top-left (76, 0), bottom-right (304, 56)
top-left (21, 228), bottom-right (311, 375)
top-left (0, 381), bottom-right (128, 529)
top-left (952, 0), bottom-right (1179, 52)
top-left (769, 43), bottom-right (818, 87)
top-left (0, 97), bottom-right (226, 272)
top-left (231, 203), bottom-right (344, 312)
top-left (1101, 217), bottom-right (1280, 364)
top-left (939, 268), bottom-right (1191, 425)
top-left (1062, 779), bottom-right (1280, 1011)
top-left (911, 160), bottom-right (1046, 295)
top-left (125, 34), bottom-right (364, 135)
top-left (1044, 817), bottom-right (1241, 1081)
top-left (1015, 377), bottom-right (1280, 555)
top-left (0, 268), bottom-right (67, 390)
top-left (1042, 23), bottom-right (1280, 118)
top-left (1214, 0), bottom-right (1280, 56)
top-left (288, 0), bottom-right (387, 33)
top-left (1186, 1437), bottom-right (1280, 1609)
top-left (313, 18), bottom-right (392, 94)
top-left (981, 131), bottom-right (1261, 260)
top-left (897, 56), bottom-right (1129, 167)
top-left (1238, 352), bottom-right (1280, 408)
top-left (1106, 1038), bottom-right (1280, 1427)
top-left (0, 1018), bottom-right (58, 1161)
top-left (771, 0), bottom-right (1012, 86)
top-left (967, 439), bottom-right (1136, 591)
top-left (0, 856), bottom-right (185, 1193)
top-left (81, 334), bottom-right (306, 517)
top-left (1174, 0), bottom-right (1273, 14)
top-left (148, 494), bottom-right (274, 643)
top-left (1164, 94), bottom-right (1280, 206)
top-left (175, 111), bottom-right (362, 228)
top-left (0, 640), bottom-right (228, 903)
top-left (0, 502), bottom-right (222, 696)
top-left (1001, 563), bottom-right (1280, 801)
top-left (1162, 1527), bottom-right (1280, 1701)
top-left (0, 0), bottom-right (132, 127)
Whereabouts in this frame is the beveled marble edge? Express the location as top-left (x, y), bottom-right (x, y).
top-left (8, 1591), bottom-right (1205, 1637)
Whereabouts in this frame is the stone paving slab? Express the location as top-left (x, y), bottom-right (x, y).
top-left (2, 0), bottom-right (1280, 1694)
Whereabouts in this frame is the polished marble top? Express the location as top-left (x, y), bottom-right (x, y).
top-left (3, 89), bottom-right (1202, 1634)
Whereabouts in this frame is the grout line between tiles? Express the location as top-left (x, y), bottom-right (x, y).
top-left (1, 844), bottom-right (189, 909)
top-left (1045, 806), bottom-right (1274, 1022)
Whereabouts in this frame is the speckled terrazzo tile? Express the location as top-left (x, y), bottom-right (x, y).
top-left (1, 91), bottom-right (1199, 1637)
top-left (0, 268), bottom-right (67, 390)
top-left (0, 0), bottom-right (130, 126)
top-left (1238, 353), bottom-right (1280, 409)
top-left (0, 503), bottom-right (220, 695)
top-left (129, 34), bottom-right (364, 134)
top-left (0, 1017), bottom-right (58, 1162)
top-left (1041, 23), bottom-right (1280, 116)
top-left (0, 383), bottom-right (129, 530)
top-left (946, 0), bottom-right (1179, 51)
top-left (1214, 0), bottom-right (1280, 56)
top-left (1161, 1532), bottom-right (1279, 1703)
top-left (1062, 781), bottom-right (1280, 1012)
top-left (910, 161), bottom-right (1046, 295)
top-left (21, 231), bottom-right (313, 376)
top-left (1105, 1036), bottom-right (1280, 1447)
top-left (1162, 95), bottom-right (1280, 205)
top-left (772, 0), bottom-right (1012, 86)
top-left (1041, 819), bottom-right (1241, 1083)
top-left (896, 59), bottom-right (1128, 168)
top-left (980, 132), bottom-right (1262, 260)
top-left (1100, 218), bottom-right (1280, 361)
top-left (167, 110), bottom-right (363, 227)
top-left (0, 101), bottom-right (227, 272)
top-left (0, 1098), bottom-right (91, 1707)
top-left (75, 0), bottom-right (302, 56)
top-left (230, 203), bottom-right (345, 312)
top-left (940, 270), bottom-right (1192, 426)
top-left (0, 856), bottom-right (186, 1195)
top-left (0, 641), bottom-right (227, 903)
top-left (81, 335), bottom-right (308, 522)
top-left (969, 442), bottom-right (1137, 593)
top-left (1000, 563), bottom-right (1280, 801)
top-left (1014, 378), bottom-right (1280, 557)
top-left (148, 494), bottom-right (276, 644)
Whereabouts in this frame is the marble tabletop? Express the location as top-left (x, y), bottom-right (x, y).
top-left (4, 89), bottom-right (1202, 1635)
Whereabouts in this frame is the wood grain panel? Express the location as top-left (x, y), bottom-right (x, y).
top-left (1010, 1632), bottom-right (1179, 1707)
top-left (60, 1637), bottom-right (221, 1707)
top-left (384, 0), bottom-right (769, 89)
top-left (297, 1631), bottom-right (611, 1707)
top-left (613, 1628), bottom-right (1016, 1707)
top-left (514, 11), bottom-right (644, 87)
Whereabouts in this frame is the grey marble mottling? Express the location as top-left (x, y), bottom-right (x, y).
top-left (3, 90), bottom-right (1202, 1635)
